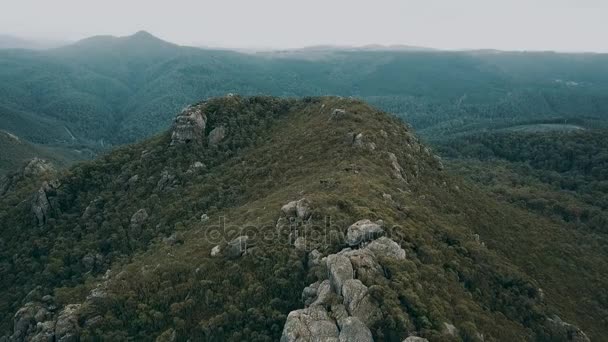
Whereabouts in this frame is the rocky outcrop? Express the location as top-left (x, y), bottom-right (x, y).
top-left (208, 125), bottom-right (226, 146)
top-left (281, 214), bottom-right (410, 341)
top-left (338, 317), bottom-right (373, 342)
top-left (346, 220), bottom-right (384, 246)
top-left (387, 152), bottom-right (406, 182)
top-left (329, 108), bottom-right (347, 121)
top-left (170, 105), bottom-right (207, 145)
top-left (31, 180), bottom-right (60, 227)
top-left (281, 306), bottom-right (339, 342)
top-left (23, 158), bottom-right (55, 177)
top-left (9, 300), bottom-right (81, 342)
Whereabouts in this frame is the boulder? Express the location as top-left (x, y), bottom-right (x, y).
top-left (342, 279), bottom-right (381, 327)
top-left (29, 320), bottom-right (55, 342)
top-left (210, 245), bottom-right (221, 257)
top-left (302, 282), bottom-right (320, 306)
top-left (294, 237), bottom-right (307, 251)
top-left (170, 105), bottom-right (207, 145)
top-left (281, 201), bottom-right (298, 217)
top-left (326, 255), bottom-right (353, 296)
top-left (23, 158), bottom-right (55, 177)
top-left (54, 304), bottom-right (81, 342)
top-left (346, 219), bottom-right (384, 246)
top-left (226, 236), bottom-right (250, 258)
top-left (208, 126), bottom-right (226, 146)
top-left (130, 209), bottom-right (148, 229)
top-left (442, 322), bottom-right (458, 337)
top-left (296, 198), bottom-right (312, 219)
top-left (280, 306), bottom-right (339, 342)
top-left (338, 317), bottom-right (373, 342)
top-left (12, 302), bottom-right (44, 341)
top-left (365, 237), bottom-right (406, 260)
top-left (338, 248), bottom-right (383, 283)
top-left (329, 108), bottom-right (347, 120)
top-left (310, 280), bottom-right (332, 307)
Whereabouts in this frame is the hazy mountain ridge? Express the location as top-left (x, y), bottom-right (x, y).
top-left (0, 96), bottom-right (603, 341)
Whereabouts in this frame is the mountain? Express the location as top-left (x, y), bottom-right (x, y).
top-left (1, 31), bottom-right (608, 155)
top-left (0, 96), bottom-right (603, 341)
top-left (0, 34), bottom-right (67, 50)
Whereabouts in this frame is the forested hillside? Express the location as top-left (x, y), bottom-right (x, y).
top-left (0, 97), bottom-right (604, 341)
top-left (1, 31), bottom-right (608, 152)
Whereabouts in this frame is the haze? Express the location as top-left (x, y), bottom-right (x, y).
top-left (1, 0), bottom-right (607, 52)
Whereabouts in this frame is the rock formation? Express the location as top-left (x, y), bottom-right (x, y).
top-left (170, 104), bottom-right (207, 145)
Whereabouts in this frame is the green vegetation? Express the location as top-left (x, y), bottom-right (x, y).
top-left (1, 97), bottom-right (605, 341)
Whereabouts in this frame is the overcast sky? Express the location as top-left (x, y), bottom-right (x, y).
top-left (1, 0), bottom-right (607, 52)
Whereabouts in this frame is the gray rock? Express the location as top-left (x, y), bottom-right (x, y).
top-left (294, 237), bottom-right (307, 251)
top-left (281, 200), bottom-right (298, 217)
top-left (346, 219), bottom-right (384, 246)
top-left (208, 126), bottom-right (226, 146)
top-left (29, 321), bottom-right (55, 342)
top-left (546, 315), bottom-right (590, 342)
top-left (330, 303), bottom-right (349, 326)
top-left (342, 279), bottom-right (381, 327)
top-left (326, 255), bottom-right (353, 296)
top-left (353, 133), bottom-right (365, 148)
top-left (170, 105), bottom-right (207, 145)
top-left (280, 306), bottom-right (339, 342)
top-left (329, 108), bottom-right (347, 120)
top-left (226, 236), bottom-right (250, 258)
top-left (310, 280), bottom-right (332, 307)
top-left (12, 302), bottom-right (43, 341)
top-left (296, 198), bottom-right (312, 219)
top-left (338, 317), bottom-right (373, 342)
top-left (31, 181), bottom-right (59, 227)
top-left (54, 304), bottom-right (81, 342)
top-left (338, 248), bottom-right (383, 283)
top-left (210, 245), bottom-right (221, 257)
top-left (302, 282), bottom-right (320, 306)
top-left (308, 249), bottom-right (323, 268)
top-left (130, 209), bottom-right (148, 229)
top-left (365, 237), bottom-right (406, 260)
top-left (442, 322), bottom-right (458, 337)
top-left (156, 170), bottom-right (176, 191)
top-left (388, 152), bottom-right (405, 181)
top-left (403, 337), bottom-right (429, 342)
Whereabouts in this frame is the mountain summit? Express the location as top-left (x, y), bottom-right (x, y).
top-left (0, 96), bottom-right (592, 341)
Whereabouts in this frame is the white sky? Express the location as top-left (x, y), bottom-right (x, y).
top-left (1, 0), bottom-right (607, 52)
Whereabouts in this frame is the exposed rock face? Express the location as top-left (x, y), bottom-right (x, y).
top-left (226, 236), bottom-right (250, 258)
top-left (326, 255), bottom-right (354, 296)
top-left (280, 306), bottom-right (339, 342)
top-left (338, 317), bottom-right (373, 342)
top-left (10, 301), bottom-right (81, 342)
top-left (156, 170), bottom-right (177, 192)
top-left (341, 279), bottom-right (381, 327)
top-left (442, 322), bottom-right (458, 337)
top-left (346, 219), bottom-right (384, 246)
top-left (31, 181), bottom-right (60, 227)
top-left (208, 125), bottom-right (226, 146)
top-left (366, 237), bottom-right (406, 260)
top-left (281, 201), bottom-right (298, 217)
top-left (170, 105), bottom-right (207, 145)
top-left (12, 302), bottom-right (44, 341)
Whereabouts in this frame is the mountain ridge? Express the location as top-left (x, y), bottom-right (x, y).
top-left (0, 96), bottom-right (599, 341)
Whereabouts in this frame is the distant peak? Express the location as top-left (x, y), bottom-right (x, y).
top-left (131, 30), bottom-right (155, 39)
